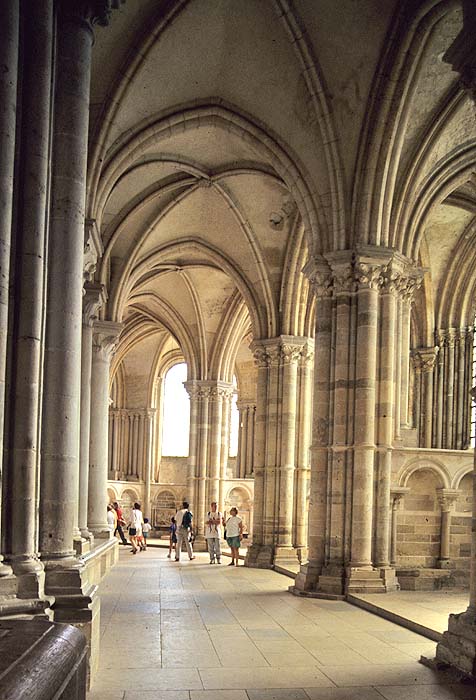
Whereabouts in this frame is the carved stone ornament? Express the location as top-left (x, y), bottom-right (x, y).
top-left (302, 258), bottom-right (332, 298)
top-left (413, 346), bottom-right (438, 373)
top-left (436, 489), bottom-right (460, 513)
top-left (92, 320), bottom-right (123, 361)
top-left (84, 219), bottom-right (103, 283)
top-left (83, 282), bottom-right (106, 326)
top-left (443, 0), bottom-right (476, 107)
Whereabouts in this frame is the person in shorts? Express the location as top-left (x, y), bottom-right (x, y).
top-left (142, 518), bottom-right (152, 549)
top-left (225, 507), bottom-right (243, 566)
top-left (167, 517), bottom-right (177, 558)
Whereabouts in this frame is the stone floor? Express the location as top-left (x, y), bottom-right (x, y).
top-left (88, 549), bottom-right (475, 700)
top-left (352, 590), bottom-right (468, 637)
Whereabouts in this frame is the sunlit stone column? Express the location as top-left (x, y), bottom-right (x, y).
top-left (435, 330), bottom-right (445, 448)
top-left (78, 283), bottom-right (105, 545)
top-left (88, 320), bottom-right (122, 538)
top-left (436, 489), bottom-right (459, 569)
top-left (433, 6), bottom-right (476, 677)
top-left (219, 386), bottom-right (233, 508)
top-left (0, 0), bottom-right (19, 583)
top-left (274, 341), bottom-right (302, 563)
top-left (418, 348), bottom-right (438, 448)
top-left (375, 263), bottom-right (398, 572)
top-left (349, 255), bottom-right (382, 573)
top-left (208, 386), bottom-right (224, 506)
top-left (294, 342), bottom-right (313, 553)
top-left (389, 488), bottom-right (409, 566)
top-left (445, 329), bottom-right (456, 448)
top-left (143, 409), bottom-right (156, 518)
top-left (185, 383), bottom-right (199, 508)
top-left (6, 0), bottom-right (53, 595)
top-left (293, 260), bottom-right (332, 592)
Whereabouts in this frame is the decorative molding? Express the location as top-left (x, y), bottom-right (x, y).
top-left (57, 0), bottom-right (125, 28)
top-left (84, 219), bottom-right (104, 283)
top-left (83, 282), bottom-right (106, 326)
top-left (92, 320), bottom-right (123, 362)
top-left (302, 257), bottom-right (332, 298)
top-left (436, 488), bottom-right (461, 512)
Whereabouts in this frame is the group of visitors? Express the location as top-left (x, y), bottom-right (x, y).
top-left (168, 500), bottom-right (243, 565)
top-left (107, 499), bottom-right (244, 564)
top-left (107, 501), bottom-right (152, 554)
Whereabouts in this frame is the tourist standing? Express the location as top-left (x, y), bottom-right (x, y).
top-left (167, 517), bottom-right (177, 558)
top-left (225, 507), bottom-right (243, 566)
top-left (107, 504), bottom-right (117, 533)
top-left (128, 502), bottom-right (144, 555)
top-left (205, 501), bottom-right (223, 564)
top-left (113, 501), bottom-right (128, 545)
top-left (174, 501), bottom-right (195, 561)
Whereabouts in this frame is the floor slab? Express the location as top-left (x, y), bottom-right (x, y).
top-left (87, 549), bottom-right (471, 700)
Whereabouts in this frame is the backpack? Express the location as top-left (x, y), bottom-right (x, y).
top-left (182, 510), bottom-right (192, 528)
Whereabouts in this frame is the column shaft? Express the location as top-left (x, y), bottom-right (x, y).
top-left (40, 12), bottom-right (94, 562)
top-left (277, 355), bottom-right (299, 548)
top-left (88, 321), bottom-right (121, 537)
top-left (351, 279), bottom-right (379, 568)
top-left (8, 0), bottom-right (53, 583)
top-left (375, 284), bottom-right (396, 567)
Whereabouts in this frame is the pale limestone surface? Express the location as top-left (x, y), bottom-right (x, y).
top-left (87, 549), bottom-right (473, 700)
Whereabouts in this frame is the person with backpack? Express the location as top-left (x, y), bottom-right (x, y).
top-left (174, 501), bottom-right (195, 561)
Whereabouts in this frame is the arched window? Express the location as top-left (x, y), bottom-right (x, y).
top-left (161, 363), bottom-right (190, 456)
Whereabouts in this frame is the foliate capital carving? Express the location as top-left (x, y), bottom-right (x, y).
top-left (413, 346), bottom-right (438, 373)
top-left (354, 261), bottom-right (384, 290)
top-left (183, 380), bottom-right (233, 401)
top-left (390, 486), bottom-right (410, 509)
top-left (92, 320), bottom-right (122, 362)
top-left (251, 336), bottom-right (309, 368)
top-left (436, 489), bottom-right (460, 512)
top-left (83, 282), bottom-right (106, 326)
top-left (84, 219), bottom-right (103, 283)
top-left (302, 258), bottom-right (332, 298)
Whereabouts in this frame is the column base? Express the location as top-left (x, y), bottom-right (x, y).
top-left (88, 525), bottom-right (111, 540)
top-left (346, 566), bottom-right (388, 594)
top-left (273, 546), bottom-right (300, 569)
top-left (191, 535), bottom-right (208, 552)
top-left (431, 608), bottom-right (476, 680)
top-left (292, 561), bottom-right (321, 593)
top-left (245, 543), bottom-right (274, 568)
top-left (44, 557), bottom-right (100, 685)
top-left (74, 536), bottom-right (91, 556)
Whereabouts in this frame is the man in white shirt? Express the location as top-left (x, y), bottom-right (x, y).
top-left (174, 501), bottom-right (195, 561)
top-left (205, 501), bottom-right (223, 564)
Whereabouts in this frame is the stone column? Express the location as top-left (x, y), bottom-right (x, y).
top-left (88, 320), bottom-right (122, 538)
top-left (400, 293), bottom-right (411, 428)
top-left (208, 386), bottom-right (224, 506)
top-left (349, 255), bottom-right (382, 572)
top-left (78, 283), bottom-right (105, 546)
top-left (143, 409), bottom-right (156, 518)
top-left (435, 330), bottom-right (445, 448)
top-left (40, 2), bottom-right (96, 569)
top-left (417, 348), bottom-right (438, 448)
top-left (219, 387), bottom-right (233, 508)
top-left (6, 0), bottom-right (53, 594)
top-left (185, 383), bottom-right (199, 507)
top-left (433, 9), bottom-right (476, 674)
top-left (275, 342), bottom-right (301, 560)
top-left (294, 342), bottom-right (313, 553)
top-left (0, 0), bottom-right (19, 583)
top-left (374, 265), bottom-right (398, 571)
top-left (436, 489), bottom-right (459, 569)
top-left (294, 260), bottom-right (332, 592)
top-left (389, 488), bottom-right (409, 566)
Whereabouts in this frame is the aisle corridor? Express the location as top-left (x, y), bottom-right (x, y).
top-left (88, 550), bottom-right (473, 700)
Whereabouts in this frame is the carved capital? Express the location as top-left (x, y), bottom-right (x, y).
top-left (436, 488), bottom-right (460, 513)
top-left (413, 346), bottom-right (439, 373)
top-left (92, 320), bottom-right (123, 362)
top-left (84, 219), bottom-right (103, 283)
top-left (252, 336), bottom-right (308, 368)
top-left (83, 282), bottom-right (106, 326)
top-left (302, 257), bottom-right (332, 298)
top-left (390, 486), bottom-right (410, 509)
